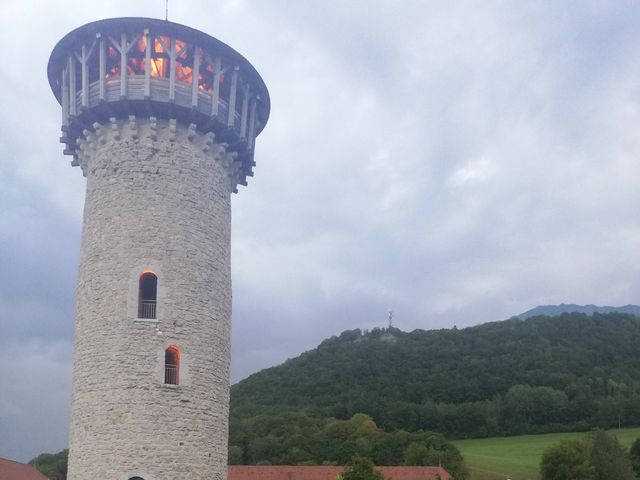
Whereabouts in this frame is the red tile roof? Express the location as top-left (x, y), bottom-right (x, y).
top-left (229, 465), bottom-right (451, 480)
top-left (0, 457), bottom-right (48, 480)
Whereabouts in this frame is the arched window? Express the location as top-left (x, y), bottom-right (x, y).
top-left (165, 345), bottom-right (180, 385)
top-left (138, 271), bottom-right (157, 319)
top-left (128, 477), bottom-right (145, 480)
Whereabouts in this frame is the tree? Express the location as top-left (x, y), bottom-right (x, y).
top-left (397, 432), bottom-right (467, 480)
top-left (589, 430), bottom-right (634, 480)
top-left (247, 435), bottom-right (283, 464)
top-left (29, 449), bottom-right (68, 480)
top-left (228, 445), bottom-right (244, 465)
top-left (341, 455), bottom-right (384, 480)
top-left (502, 384), bottom-right (568, 432)
top-left (403, 442), bottom-right (439, 466)
top-left (351, 413), bottom-right (375, 428)
top-left (540, 431), bottom-right (634, 480)
top-left (629, 437), bottom-right (640, 477)
top-left (540, 439), bottom-right (593, 480)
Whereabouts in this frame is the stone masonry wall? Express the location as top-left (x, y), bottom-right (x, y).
top-left (67, 117), bottom-right (236, 480)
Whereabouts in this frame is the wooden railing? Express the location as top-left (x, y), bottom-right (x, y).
top-left (74, 78), bottom-right (242, 135)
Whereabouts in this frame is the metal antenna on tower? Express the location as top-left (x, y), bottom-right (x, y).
top-left (388, 310), bottom-right (393, 329)
top-left (165, 0), bottom-right (169, 21)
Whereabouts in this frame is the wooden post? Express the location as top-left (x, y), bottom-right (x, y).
top-left (191, 46), bottom-right (200, 108)
top-left (247, 97), bottom-right (257, 151)
top-left (211, 56), bottom-right (222, 116)
top-left (69, 55), bottom-right (77, 116)
top-left (240, 83), bottom-right (250, 138)
top-left (144, 29), bottom-right (151, 98)
top-left (81, 44), bottom-right (89, 107)
top-left (120, 32), bottom-right (127, 98)
top-left (99, 35), bottom-right (106, 101)
top-left (227, 66), bottom-right (239, 127)
top-left (61, 63), bottom-right (69, 126)
top-left (169, 37), bottom-right (176, 101)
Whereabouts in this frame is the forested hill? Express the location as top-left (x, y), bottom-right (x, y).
top-left (230, 313), bottom-right (640, 442)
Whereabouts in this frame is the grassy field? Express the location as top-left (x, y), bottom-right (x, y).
top-left (453, 427), bottom-right (640, 480)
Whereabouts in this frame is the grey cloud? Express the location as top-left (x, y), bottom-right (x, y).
top-left (4, 0), bottom-right (640, 464)
top-left (0, 339), bottom-right (72, 462)
top-left (0, 171), bottom-right (79, 344)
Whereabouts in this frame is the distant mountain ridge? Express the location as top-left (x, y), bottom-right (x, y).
top-left (516, 303), bottom-right (640, 320)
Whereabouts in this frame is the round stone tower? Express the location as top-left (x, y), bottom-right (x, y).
top-left (47, 18), bottom-right (270, 480)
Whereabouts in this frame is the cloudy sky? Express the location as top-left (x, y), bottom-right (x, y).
top-left (3, 0), bottom-right (640, 463)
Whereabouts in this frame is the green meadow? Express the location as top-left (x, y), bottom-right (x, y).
top-left (453, 427), bottom-right (640, 480)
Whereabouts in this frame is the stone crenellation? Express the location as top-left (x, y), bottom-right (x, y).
top-left (67, 116), bottom-right (233, 480)
top-left (74, 116), bottom-right (243, 192)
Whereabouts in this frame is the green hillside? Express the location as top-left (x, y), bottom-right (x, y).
top-left (230, 313), bottom-right (640, 464)
top-left (453, 427), bottom-right (640, 480)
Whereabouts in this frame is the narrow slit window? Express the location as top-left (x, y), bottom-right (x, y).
top-left (165, 345), bottom-right (180, 385)
top-left (138, 271), bottom-right (157, 319)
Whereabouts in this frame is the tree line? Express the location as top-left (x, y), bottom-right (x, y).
top-left (229, 412), bottom-right (467, 479)
top-left (30, 414), bottom-right (468, 480)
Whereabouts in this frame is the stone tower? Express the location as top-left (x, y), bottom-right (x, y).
top-left (47, 18), bottom-right (270, 480)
